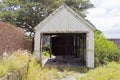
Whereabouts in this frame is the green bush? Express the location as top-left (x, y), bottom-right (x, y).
top-left (94, 31), bottom-right (120, 66)
top-left (81, 62), bottom-right (120, 80)
top-left (42, 51), bottom-right (50, 59)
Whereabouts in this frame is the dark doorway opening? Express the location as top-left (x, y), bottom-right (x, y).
top-left (42, 33), bottom-right (86, 63)
top-left (51, 35), bottom-right (73, 56)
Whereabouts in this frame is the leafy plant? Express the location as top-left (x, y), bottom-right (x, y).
top-left (42, 51), bottom-right (50, 59)
top-left (94, 31), bottom-right (120, 66)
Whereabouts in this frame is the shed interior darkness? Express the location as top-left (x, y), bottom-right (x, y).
top-left (42, 33), bottom-right (86, 65)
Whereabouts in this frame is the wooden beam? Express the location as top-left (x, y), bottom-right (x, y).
top-left (40, 34), bottom-right (42, 65)
top-left (50, 35), bottom-right (52, 58)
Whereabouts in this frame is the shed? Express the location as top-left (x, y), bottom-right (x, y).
top-left (34, 5), bottom-right (96, 68)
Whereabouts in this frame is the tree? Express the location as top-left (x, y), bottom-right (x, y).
top-left (25, 0), bottom-right (94, 17)
top-left (15, 3), bottom-right (48, 36)
top-left (0, 0), bottom-right (94, 37)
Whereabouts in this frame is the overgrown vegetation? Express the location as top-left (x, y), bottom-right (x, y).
top-left (23, 56), bottom-right (62, 80)
top-left (81, 62), bottom-right (120, 80)
top-left (23, 56), bottom-right (89, 80)
top-left (0, 50), bottom-right (88, 80)
top-left (22, 54), bottom-right (120, 80)
top-left (0, 50), bottom-right (29, 77)
top-left (0, 49), bottom-right (120, 80)
top-left (94, 31), bottom-right (120, 66)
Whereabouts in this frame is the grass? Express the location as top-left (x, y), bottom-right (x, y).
top-left (81, 62), bottom-right (120, 80)
top-left (24, 55), bottom-right (120, 80)
top-left (24, 56), bottom-right (62, 80)
top-left (23, 51), bottom-right (89, 80)
top-left (0, 50), bottom-right (30, 77)
top-left (52, 66), bottom-right (89, 80)
top-left (23, 56), bottom-right (89, 80)
top-left (1, 50), bottom-right (119, 80)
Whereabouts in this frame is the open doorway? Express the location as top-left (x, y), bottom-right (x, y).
top-left (42, 33), bottom-right (86, 66)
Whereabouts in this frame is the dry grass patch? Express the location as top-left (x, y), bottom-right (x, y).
top-left (0, 50), bottom-right (30, 77)
top-left (25, 59), bottom-right (89, 80)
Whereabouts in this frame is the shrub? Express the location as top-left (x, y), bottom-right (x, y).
top-left (94, 31), bottom-right (120, 66)
top-left (0, 22), bottom-right (25, 55)
top-left (81, 62), bottom-right (120, 80)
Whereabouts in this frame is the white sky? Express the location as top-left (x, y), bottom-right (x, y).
top-left (86, 0), bottom-right (120, 39)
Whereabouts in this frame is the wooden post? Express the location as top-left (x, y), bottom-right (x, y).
top-left (40, 34), bottom-right (42, 65)
top-left (86, 32), bottom-right (94, 68)
top-left (34, 31), bottom-right (40, 61)
top-left (83, 36), bottom-right (86, 61)
top-left (50, 35), bottom-right (52, 58)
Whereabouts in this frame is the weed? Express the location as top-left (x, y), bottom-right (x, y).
top-left (0, 50), bottom-right (30, 77)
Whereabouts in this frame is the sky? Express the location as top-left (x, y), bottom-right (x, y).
top-left (86, 0), bottom-right (120, 39)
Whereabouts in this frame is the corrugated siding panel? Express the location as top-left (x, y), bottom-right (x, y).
top-left (39, 9), bottom-right (89, 33)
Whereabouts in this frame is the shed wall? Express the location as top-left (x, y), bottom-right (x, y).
top-left (38, 9), bottom-right (90, 33)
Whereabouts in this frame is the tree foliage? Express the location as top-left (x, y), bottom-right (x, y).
top-left (15, 3), bottom-right (48, 34)
top-left (0, 0), bottom-right (94, 36)
top-left (94, 31), bottom-right (120, 66)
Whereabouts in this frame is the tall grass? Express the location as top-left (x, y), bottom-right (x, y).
top-left (81, 62), bottom-right (120, 80)
top-left (0, 50), bottom-right (30, 77)
top-left (24, 56), bottom-right (63, 80)
top-left (23, 56), bottom-right (89, 80)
